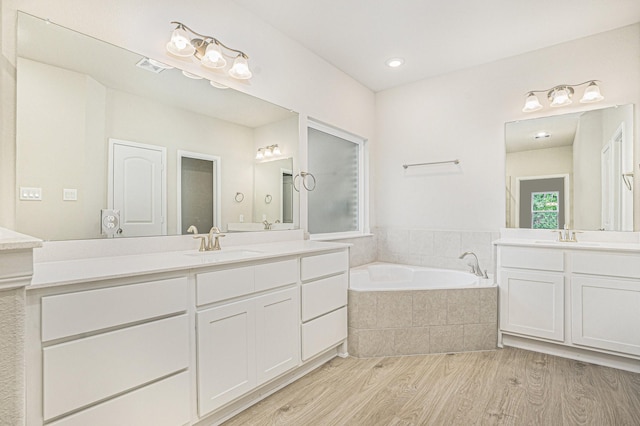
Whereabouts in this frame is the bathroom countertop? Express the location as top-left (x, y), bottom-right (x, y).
top-left (0, 227), bottom-right (42, 251)
top-left (30, 240), bottom-right (350, 289)
top-left (494, 238), bottom-right (640, 253)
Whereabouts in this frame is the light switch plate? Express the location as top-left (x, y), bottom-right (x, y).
top-left (19, 187), bottom-right (42, 201)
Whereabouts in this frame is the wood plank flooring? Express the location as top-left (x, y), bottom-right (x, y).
top-left (223, 348), bottom-right (640, 426)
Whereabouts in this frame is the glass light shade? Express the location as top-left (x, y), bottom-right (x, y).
top-left (166, 28), bottom-right (195, 57)
top-left (210, 80), bottom-right (229, 89)
top-left (550, 87), bottom-right (572, 107)
top-left (201, 43), bottom-right (227, 69)
top-left (255, 149), bottom-right (264, 160)
top-left (264, 147), bottom-right (273, 157)
top-left (181, 71), bottom-right (203, 80)
top-left (522, 93), bottom-right (543, 112)
top-left (272, 145), bottom-right (281, 156)
top-left (229, 55), bottom-right (252, 79)
top-left (580, 82), bottom-right (604, 103)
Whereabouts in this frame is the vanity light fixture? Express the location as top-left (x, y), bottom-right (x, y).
top-left (522, 80), bottom-right (604, 112)
top-left (255, 144), bottom-right (281, 160)
top-left (166, 21), bottom-right (252, 80)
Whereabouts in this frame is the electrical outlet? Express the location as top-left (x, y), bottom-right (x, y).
top-left (63, 188), bottom-right (78, 201)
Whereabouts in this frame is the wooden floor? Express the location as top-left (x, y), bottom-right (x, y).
top-left (223, 348), bottom-right (640, 426)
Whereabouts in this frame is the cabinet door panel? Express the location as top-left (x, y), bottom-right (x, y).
top-left (197, 299), bottom-right (256, 416)
top-left (255, 288), bottom-right (300, 384)
top-left (301, 307), bottom-right (347, 361)
top-left (572, 276), bottom-right (640, 355)
top-left (500, 270), bottom-right (564, 341)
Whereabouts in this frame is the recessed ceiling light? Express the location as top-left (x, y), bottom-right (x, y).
top-left (385, 58), bottom-right (404, 68)
top-left (534, 132), bottom-right (551, 139)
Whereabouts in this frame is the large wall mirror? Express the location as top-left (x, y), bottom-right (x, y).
top-left (506, 104), bottom-right (635, 231)
top-left (15, 12), bottom-right (299, 241)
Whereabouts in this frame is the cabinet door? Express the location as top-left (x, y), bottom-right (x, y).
top-left (255, 288), bottom-right (300, 385)
top-left (572, 276), bottom-right (640, 356)
top-left (500, 270), bottom-right (564, 341)
top-left (197, 299), bottom-right (256, 416)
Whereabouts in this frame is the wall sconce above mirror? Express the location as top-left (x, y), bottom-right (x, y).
top-left (523, 80), bottom-right (604, 112)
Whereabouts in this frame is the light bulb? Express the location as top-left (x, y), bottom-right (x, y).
top-left (201, 42), bottom-right (227, 69)
top-left (522, 93), bottom-right (543, 113)
top-left (550, 87), bottom-right (572, 107)
top-left (229, 55), bottom-right (252, 79)
top-left (167, 27), bottom-right (195, 57)
top-left (580, 82), bottom-right (604, 103)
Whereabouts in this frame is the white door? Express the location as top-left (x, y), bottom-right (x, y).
top-left (196, 299), bottom-right (256, 417)
top-left (109, 139), bottom-right (166, 237)
top-left (255, 288), bottom-right (300, 385)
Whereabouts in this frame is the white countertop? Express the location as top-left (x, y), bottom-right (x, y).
top-left (494, 238), bottom-right (640, 252)
top-left (30, 240), bottom-right (350, 288)
top-left (0, 227), bottom-right (42, 251)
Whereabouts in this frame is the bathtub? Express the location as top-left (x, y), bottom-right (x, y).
top-left (350, 262), bottom-right (494, 291)
top-left (347, 263), bottom-right (497, 358)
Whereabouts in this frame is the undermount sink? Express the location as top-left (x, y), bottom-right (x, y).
top-left (533, 240), bottom-right (601, 247)
top-left (184, 249), bottom-right (263, 262)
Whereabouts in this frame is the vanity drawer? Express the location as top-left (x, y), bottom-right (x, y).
top-left (573, 252), bottom-right (640, 279)
top-left (499, 247), bottom-right (564, 272)
top-left (255, 259), bottom-right (298, 292)
top-left (301, 307), bottom-right (347, 361)
top-left (197, 266), bottom-right (254, 306)
top-left (43, 314), bottom-right (188, 421)
top-left (301, 250), bottom-right (349, 281)
top-left (301, 273), bottom-right (348, 322)
top-left (48, 372), bottom-right (190, 426)
top-left (42, 277), bottom-right (188, 342)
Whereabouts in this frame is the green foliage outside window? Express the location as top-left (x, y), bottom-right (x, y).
top-left (532, 192), bottom-right (559, 229)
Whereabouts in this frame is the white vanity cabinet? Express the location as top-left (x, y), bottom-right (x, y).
top-left (37, 276), bottom-right (190, 425)
top-left (300, 251), bottom-right (349, 361)
top-left (195, 260), bottom-right (300, 417)
top-left (497, 247), bottom-right (565, 342)
top-left (571, 252), bottom-right (640, 356)
top-left (27, 241), bottom-right (350, 425)
top-left (497, 240), bottom-right (640, 373)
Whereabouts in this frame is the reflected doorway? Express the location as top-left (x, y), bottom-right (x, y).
top-left (177, 151), bottom-right (221, 234)
top-left (516, 175), bottom-right (568, 229)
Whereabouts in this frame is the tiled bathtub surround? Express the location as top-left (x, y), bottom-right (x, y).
top-left (348, 287), bottom-right (497, 357)
top-left (375, 227), bottom-right (500, 275)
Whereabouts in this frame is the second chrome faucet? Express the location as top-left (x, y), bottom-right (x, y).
top-left (187, 225), bottom-right (226, 251)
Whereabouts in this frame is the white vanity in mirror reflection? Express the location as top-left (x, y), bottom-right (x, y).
top-left (505, 104), bottom-right (635, 232)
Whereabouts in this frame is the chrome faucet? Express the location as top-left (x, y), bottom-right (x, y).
top-left (262, 220), bottom-right (272, 230)
top-left (207, 226), bottom-right (225, 251)
top-left (459, 251), bottom-right (488, 278)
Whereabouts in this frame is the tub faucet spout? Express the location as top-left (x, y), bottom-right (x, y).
top-left (459, 251), bottom-right (488, 279)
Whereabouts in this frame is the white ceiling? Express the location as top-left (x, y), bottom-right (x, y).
top-left (233, 0), bottom-right (640, 92)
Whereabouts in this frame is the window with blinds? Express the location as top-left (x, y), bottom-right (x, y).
top-left (307, 123), bottom-right (364, 235)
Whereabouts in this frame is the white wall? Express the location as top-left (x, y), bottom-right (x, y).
top-left (375, 23), bottom-right (640, 232)
top-left (0, 0), bottom-right (376, 229)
